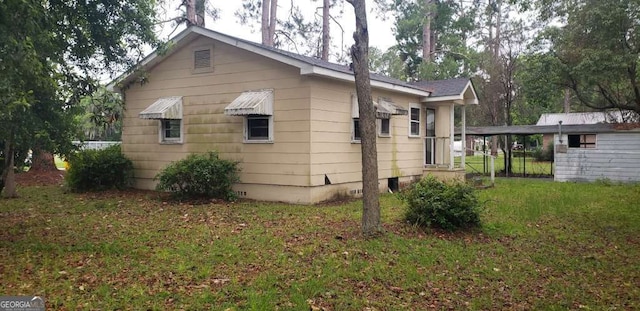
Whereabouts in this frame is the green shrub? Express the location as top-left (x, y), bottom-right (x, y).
top-left (533, 142), bottom-right (554, 162)
top-left (400, 176), bottom-right (481, 231)
top-left (65, 145), bottom-right (133, 192)
top-left (154, 151), bottom-right (240, 201)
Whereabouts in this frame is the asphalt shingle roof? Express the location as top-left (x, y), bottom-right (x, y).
top-left (115, 26), bottom-right (477, 100)
top-left (410, 78), bottom-right (471, 97)
top-left (236, 37), bottom-right (427, 92)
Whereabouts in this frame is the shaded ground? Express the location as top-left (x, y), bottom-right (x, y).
top-left (15, 169), bottom-right (65, 187)
top-left (1, 179), bottom-right (639, 310)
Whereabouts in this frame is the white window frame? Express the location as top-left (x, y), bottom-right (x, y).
top-left (351, 93), bottom-right (361, 143)
top-left (378, 118), bottom-right (391, 137)
top-left (192, 45), bottom-right (214, 74)
top-left (409, 103), bottom-right (421, 137)
top-left (243, 115), bottom-right (274, 143)
top-left (352, 118), bottom-right (361, 143)
top-left (159, 119), bottom-right (183, 144)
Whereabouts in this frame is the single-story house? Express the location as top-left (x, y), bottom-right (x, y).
top-left (112, 26), bottom-right (479, 204)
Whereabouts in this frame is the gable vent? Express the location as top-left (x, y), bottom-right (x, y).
top-left (194, 49), bottom-right (211, 69)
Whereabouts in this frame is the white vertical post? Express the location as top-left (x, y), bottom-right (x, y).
top-left (461, 105), bottom-right (466, 169)
top-left (449, 103), bottom-right (454, 170)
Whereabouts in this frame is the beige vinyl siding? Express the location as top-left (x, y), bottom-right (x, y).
top-left (122, 36), bottom-right (311, 189)
top-left (309, 79), bottom-right (425, 187)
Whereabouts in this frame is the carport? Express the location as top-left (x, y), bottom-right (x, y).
top-left (458, 124), bottom-right (612, 177)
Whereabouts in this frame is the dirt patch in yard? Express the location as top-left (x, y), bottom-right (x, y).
top-left (15, 169), bottom-right (66, 187)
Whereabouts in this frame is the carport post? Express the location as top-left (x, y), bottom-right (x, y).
top-left (449, 103), bottom-right (454, 170)
top-left (523, 135), bottom-right (526, 177)
top-left (461, 105), bottom-right (466, 169)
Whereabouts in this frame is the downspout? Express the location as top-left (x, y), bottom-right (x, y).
top-left (558, 121), bottom-right (563, 143)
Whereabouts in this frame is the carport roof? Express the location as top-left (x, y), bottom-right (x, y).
top-left (458, 123), bottom-right (640, 136)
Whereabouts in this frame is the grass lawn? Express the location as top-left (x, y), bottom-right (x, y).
top-left (1, 179), bottom-right (639, 310)
top-left (457, 154), bottom-right (554, 176)
top-left (54, 155), bottom-right (66, 170)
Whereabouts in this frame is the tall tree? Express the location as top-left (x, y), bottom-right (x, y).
top-left (183, 0), bottom-right (206, 26)
top-left (380, 0), bottom-right (479, 80)
top-left (321, 0), bottom-right (331, 60)
top-left (0, 0), bottom-right (157, 197)
top-left (346, 0), bottom-right (382, 237)
top-left (369, 46), bottom-right (408, 80)
top-left (537, 0), bottom-right (640, 116)
top-left (260, 0), bottom-right (278, 46)
top-left (237, 0), bottom-right (343, 60)
top-left (78, 88), bottom-right (124, 141)
top-left (422, 0), bottom-right (435, 62)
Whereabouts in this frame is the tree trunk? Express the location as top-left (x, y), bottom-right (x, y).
top-left (493, 0), bottom-right (502, 59)
top-left (186, 0), bottom-right (197, 26)
top-left (347, 0), bottom-right (382, 237)
top-left (195, 0), bottom-right (205, 26)
top-left (1, 139), bottom-right (18, 198)
top-left (261, 0), bottom-right (271, 45)
top-left (422, 0), bottom-right (433, 62)
top-left (268, 0), bottom-right (277, 45)
top-left (261, 0), bottom-right (277, 46)
top-left (491, 135), bottom-right (498, 156)
top-left (30, 148), bottom-right (58, 172)
top-left (563, 88), bottom-right (571, 113)
top-left (321, 0), bottom-right (331, 61)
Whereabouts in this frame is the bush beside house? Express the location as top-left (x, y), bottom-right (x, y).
top-left (65, 145), bottom-right (133, 191)
top-left (154, 151), bottom-right (240, 201)
top-left (401, 176), bottom-right (482, 231)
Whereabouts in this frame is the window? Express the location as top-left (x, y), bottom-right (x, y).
top-left (160, 119), bottom-right (182, 143)
top-left (353, 118), bottom-right (361, 141)
top-left (139, 96), bottom-right (184, 144)
top-left (246, 115), bottom-right (272, 141)
top-left (425, 109), bottom-right (436, 165)
top-left (409, 104), bottom-right (420, 137)
top-left (224, 90), bottom-right (274, 143)
top-left (351, 94), bottom-right (361, 142)
top-left (568, 134), bottom-right (596, 148)
top-left (426, 109), bottom-right (435, 137)
top-left (192, 46), bottom-right (213, 74)
top-left (378, 118), bottom-right (390, 137)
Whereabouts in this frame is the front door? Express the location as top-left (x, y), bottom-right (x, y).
top-left (425, 108), bottom-right (436, 165)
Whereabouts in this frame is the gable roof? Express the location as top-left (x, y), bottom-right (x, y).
top-left (113, 26), bottom-right (431, 97)
top-left (536, 111), bottom-right (625, 126)
top-left (411, 78), bottom-right (478, 105)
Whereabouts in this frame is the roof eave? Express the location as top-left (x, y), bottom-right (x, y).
top-left (301, 66), bottom-right (431, 97)
top-left (421, 80), bottom-right (479, 105)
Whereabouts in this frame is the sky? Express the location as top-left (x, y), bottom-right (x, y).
top-left (155, 1), bottom-right (397, 58)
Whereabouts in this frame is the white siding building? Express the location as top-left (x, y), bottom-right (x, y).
top-left (554, 125), bottom-right (640, 183)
